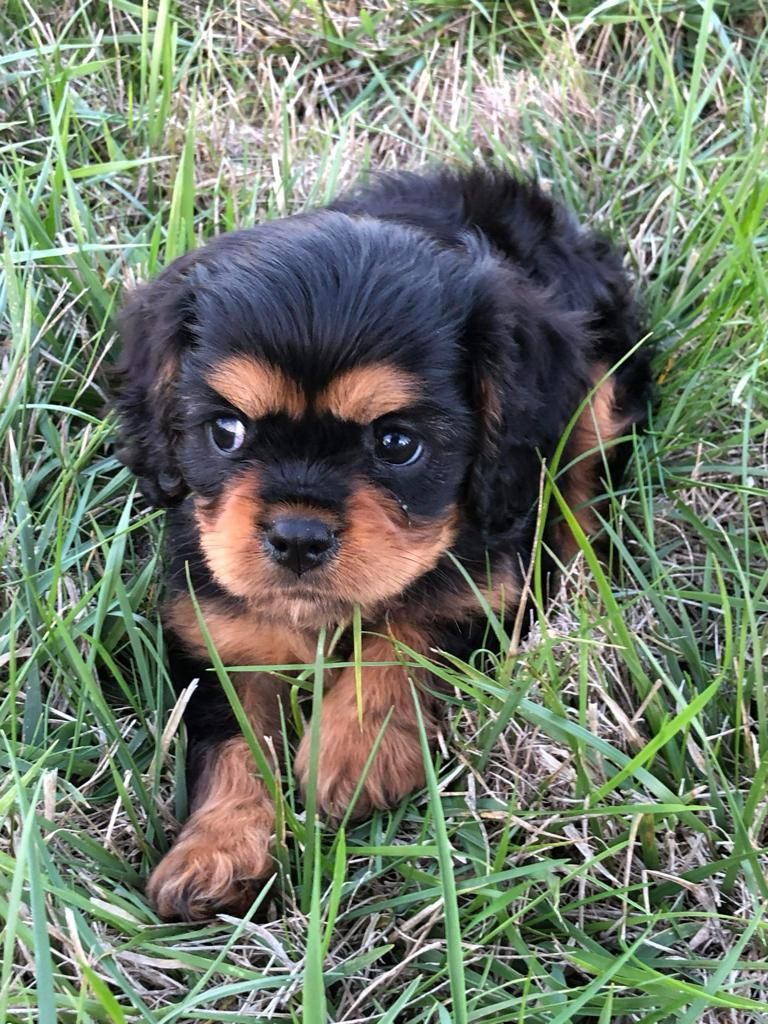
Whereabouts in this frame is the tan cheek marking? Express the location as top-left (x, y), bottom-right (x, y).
top-left (331, 484), bottom-right (458, 608)
top-left (317, 364), bottom-right (421, 423)
top-left (194, 475), bottom-right (270, 601)
top-left (191, 475), bottom-right (352, 627)
top-left (207, 355), bottom-right (306, 420)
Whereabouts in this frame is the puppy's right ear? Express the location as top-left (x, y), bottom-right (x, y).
top-left (113, 251), bottom-right (202, 507)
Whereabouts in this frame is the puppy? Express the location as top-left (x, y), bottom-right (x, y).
top-left (114, 166), bottom-right (650, 920)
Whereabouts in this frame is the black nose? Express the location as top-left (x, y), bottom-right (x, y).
top-left (263, 517), bottom-right (338, 575)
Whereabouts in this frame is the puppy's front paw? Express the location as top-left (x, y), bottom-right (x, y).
top-left (147, 817), bottom-right (275, 921)
top-left (295, 708), bottom-right (429, 821)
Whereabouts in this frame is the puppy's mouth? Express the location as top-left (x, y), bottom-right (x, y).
top-left (247, 571), bottom-right (362, 631)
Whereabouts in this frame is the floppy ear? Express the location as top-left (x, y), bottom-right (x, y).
top-left (464, 271), bottom-right (592, 543)
top-left (113, 250), bottom-right (204, 507)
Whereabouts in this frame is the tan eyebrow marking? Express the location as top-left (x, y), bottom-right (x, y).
top-left (206, 355), bottom-right (306, 420)
top-left (316, 364), bottom-right (420, 423)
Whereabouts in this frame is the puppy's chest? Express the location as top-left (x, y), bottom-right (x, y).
top-left (164, 594), bottom-right (322, 668)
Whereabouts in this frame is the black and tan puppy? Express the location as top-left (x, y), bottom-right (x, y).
top-left (114, 167), bottom-right (650, 920)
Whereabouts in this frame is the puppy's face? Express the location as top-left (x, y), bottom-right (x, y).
top-left (182, 355), bottom-right (468, 626)
top-left (119, 213), bottom-right (486, 627)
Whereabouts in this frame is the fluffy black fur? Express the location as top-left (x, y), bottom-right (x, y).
top-left (114, 166), bottom-right (651, 917)
top-left (117, 166), bottom-right (649, 590)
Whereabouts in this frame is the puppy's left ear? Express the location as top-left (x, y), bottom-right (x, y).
top-left (464, 270), bottom-right (591, 542)
top-left (113, 250), bottom-right (204, 507)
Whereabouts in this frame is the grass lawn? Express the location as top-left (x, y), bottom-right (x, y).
top-left (1, 1), bottom-right (767, 1021)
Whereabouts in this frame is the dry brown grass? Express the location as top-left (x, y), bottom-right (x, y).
top-left (1, 1), bottom-right (767, 1020)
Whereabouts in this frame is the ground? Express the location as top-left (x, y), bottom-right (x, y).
top-left (1, 1), bottom-right (767, 1022)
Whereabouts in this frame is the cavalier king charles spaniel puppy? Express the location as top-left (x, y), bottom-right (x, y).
top-left (114, 166), bottom-right (650, 920)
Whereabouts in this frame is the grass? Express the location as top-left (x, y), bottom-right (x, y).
top-left (1, 0), bottom-right (767, 1020)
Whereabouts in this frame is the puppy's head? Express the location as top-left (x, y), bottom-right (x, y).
top-left (115, 211), bottom-right (586, 626)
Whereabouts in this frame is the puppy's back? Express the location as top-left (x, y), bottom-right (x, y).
top-left (330, 166), bottom-right (645, 364)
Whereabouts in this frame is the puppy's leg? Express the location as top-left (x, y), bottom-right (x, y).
top-left (147, 671), bottom-right (285, 921)
top-left (295, 630), bottom-right (437, 820)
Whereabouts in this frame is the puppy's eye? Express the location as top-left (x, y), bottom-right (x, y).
top-left (208, 416), bottom-right (246, 453)
top-left (374, 428), bottom-right (423, 466)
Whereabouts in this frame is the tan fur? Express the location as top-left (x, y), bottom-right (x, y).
top-left (330, 485), bottom-right (458, 612)
top-left (207, 355), bottom-right (306, 420)
top-left (267, 501), bottom-right (341, 530)
top-left (194, 473), bottom-right (457, 630)
top-left (559, 366), bottom-right (630, 559)
top-left (148, 666), bottom-right (290, 920)
top-left (317, 364), bottom-right (419, 423)
top-left (295, 626), bottom-right (437, 820)
top-left (206, 357), bottom-right (418, 427)
top-left (193, 474), bottom-right (349, 628)
top-left (194, 474), bottom-right (273, 601)
top-left (165, 594), bottom-right (317, 666)
top-left (147, 735), bottom-right (276, 920)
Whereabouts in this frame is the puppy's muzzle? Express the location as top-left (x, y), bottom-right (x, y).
top-left (263, 516), bottom-right (339, 576)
